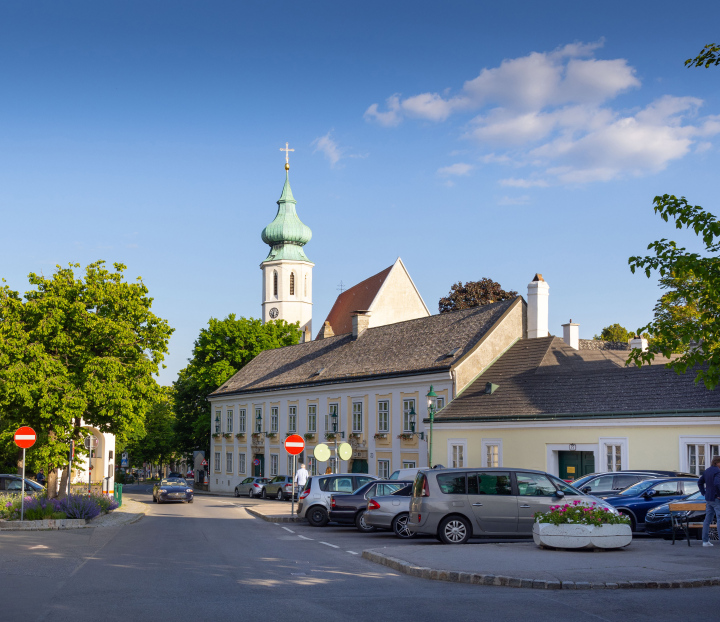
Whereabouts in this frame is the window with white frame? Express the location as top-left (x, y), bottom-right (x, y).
top-left (255, 407), bottom-right (263, 432)
top-left (270, 454), bottom-right (278, 476)
top-left (606, 445), bottom-right (622, 472)
top-left (238, 408), bottom-right (246, 433)
top-left (226, 410), bottom-right (233, 434)
top-left (403, 399), bottom-right (416, 432)
top-left (402, 460), bottom-right (416, 469)
top-left (288, 405), bottom-right (297, 432)
top-left (287, 455), bottom-right (294, 475)
top-left (226, 452), bottom-right (233, 473)
top-left (308, 457), bottom-right (317, 476)
top-left (307, 404), bottom-right (317, 432)
top-left (686, 441), bottom-right (720, 475)
top-left (377, 460), bottom-right (390, 479)
top-left (436, 397), bottom-right (445, 410)
top-left (352, 402), bottom-right (363, 433)
top-left (214, 452), bottom-right (221, 471)
top-left (377, 400), bottom-right (389, 432)
top-left (238, 453), bottom-right (246, 474)
top-left (271, 407), bottom-right (278, 433)
top-left (450, 442), bottom-right (465, 468)
top-left (328, 457), bottom-right (337, 473)
top-left (327, 403), bottom-right (338, 432)
top-left (481, 439), bottom-right (502, 467)
top-left (215, 410), bottom-right (221, 433)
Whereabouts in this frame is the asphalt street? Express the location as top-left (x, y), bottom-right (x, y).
top-left (1, 486), bottom-right (718, 622)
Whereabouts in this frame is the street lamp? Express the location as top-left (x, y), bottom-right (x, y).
top-left (255, 412), bottom-right (262, 433)
top-left (427, 386), bottom-right (438, 467)
top-left (408, 406), bottom-right (425, 441)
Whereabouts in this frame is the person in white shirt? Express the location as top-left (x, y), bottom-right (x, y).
top-left (294, 463), bottom-right (309, 494)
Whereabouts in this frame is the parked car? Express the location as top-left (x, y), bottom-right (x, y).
top-left (364, 484), bottom-right (415, 538)
top-left (186, 470), bottom-right (194, 479)
top-left (0, 475), bottom-right (45, 493)
top-left (644, 490), bottom-right (718, 540)
top-left (329, 480), bottom-right (412, 531)
top-left (234, 477), bottom-right (270, 498)
top-left (297, 473), bottom-right (378, 526)
top-left (603, 477), bottom-right (701, 531)
top-left (152, 479), bottom-right (194, 503)
top-left (263, 475), bottom-right (300, 500)
top-left (408, 468), bottom-right (617, 544)
top-left (571, 472), bottom-right (662, 497)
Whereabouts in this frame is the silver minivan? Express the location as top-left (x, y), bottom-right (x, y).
top-left (409, 467), bottom-right (617, 544)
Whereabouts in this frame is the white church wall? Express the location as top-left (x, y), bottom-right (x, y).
top-left (261, 259), bottom-right (313, 335)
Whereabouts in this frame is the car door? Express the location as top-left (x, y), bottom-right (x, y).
top-left (516, 472), bottom-right (563, 533)
top-left (467, 471), bottom-right (518, 533)
top-left (580, 474), bottom-right (615, 496)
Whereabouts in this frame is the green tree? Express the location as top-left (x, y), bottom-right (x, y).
top-left (593, 323), bottom-right (632, 342)
top-left (439, 278), bottom-right (518, 313)
top-left (0, 261), bottom-right (173, 495)
top-left (629, 195), bottom-right (720, 389)
top-left (173, 315), bottom-right (301, 455)
top-left (123, 387), bottom-right (178, 471)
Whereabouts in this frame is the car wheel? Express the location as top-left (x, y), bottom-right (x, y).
top-left (188, 498), bottom-right (194, 504)
top-left (277, 490), bottom-right (283, 501)
top-left (307, 506), bottom-right (329, 527)
top-left (261, 488), bottom-right (267, 499)
top-left (619, 510), bottom-right (636, 531)
top-left (438, 515), bottom-right (471, 544)
top-left (392, 513), bottom-right (415, 539)
top-left (152, 495), bottom-right (157, 503)
top-left (355, 510), bottom-right (377, 533)
top-left (248, 488), bottom-right (254, 498)
top-left (234, 488), bottom-right (240, 497)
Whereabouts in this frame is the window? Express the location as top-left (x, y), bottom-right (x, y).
top-left (226, 410), bottom-right (233, 434)
top-left (516, 472), bottom-right (556, 496)
top-left (451, 444), bottom-right (465, 468)
top-left (304, 275), bottom-right (308, 297)
top-left (328, 457), bottom-right (337, 474)
top-left (606, 445), bottom-right (622, 472)
top-left (687, 442), bottom-right (720, 475)
top-left (436, 397), bottom-right (445, 410)
top-left (468, 472), bottom-right (512, 496)
top-left (307, 404), bottom-right (317, 432)
top-left (377, 400), bottom-right (389, 432)
top-left (352, 402), bottom-right (363, 433)
top-left (377, 460), bottom-right (390, 479)
top-left (437, 473), bottom-right (467, 494)
top-left (214, 452), bottom-right (221, 472)
top-left (651, 481), bottom-right (681, 497)
top-left (238, 409), bottom-right (246, 433)
top-left (270, 454), bottom-right (278, 476)
top-left (288, 406), bottom-right (297, 432)
top-left (238, 453), bottom-right (246, 474)
top-left (684, 481), bottom-right (700, 495)
top-left (214, 410), bottom-right (221, 433)
top-left (226, 452), bottom-right (233, 473)
top-left (271, 407), bottom-right (278, 433)
top-left (288, 455), bottom-right (294, 475)
top-left (327, 403), bottom-right (338, 432)
top-left (308, 457), bottom-right (317, 476)
top-left (485, 445), bottom-right (499, 468)
top-left (403, 399), bottom-right (416, 432)
top-left (255, 407), bottom-right (263, 432)
top-left (584, 475), bottom-right (615, 493)
top-left (402, 461), bottom-right (416, 469)
top-left (273, 271), bottom-right (278, 297)
top-left (290, 272), bottom-right (295, 295)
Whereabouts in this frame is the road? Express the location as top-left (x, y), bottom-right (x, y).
top-left (1, 485), bottom-right (717, 622)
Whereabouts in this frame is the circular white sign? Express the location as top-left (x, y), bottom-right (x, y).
top-left (338, 443), bottom-right (353, 461)
top-left (313, 443), bottom-right (331, 462)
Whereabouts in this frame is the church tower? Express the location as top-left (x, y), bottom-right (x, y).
top-left (260, 145), bottom-right (313, 341)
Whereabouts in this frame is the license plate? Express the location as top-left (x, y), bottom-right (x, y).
top-left (170, 493), bottom-right (184, 498)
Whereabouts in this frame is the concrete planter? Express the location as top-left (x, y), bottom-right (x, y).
top-left (533, 522), bottom-right (632, 549)
top-left (0, 518), bottom-right (88, 531)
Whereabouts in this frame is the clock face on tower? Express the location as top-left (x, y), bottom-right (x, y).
top-left (269, 307), bottom-right (279, 319)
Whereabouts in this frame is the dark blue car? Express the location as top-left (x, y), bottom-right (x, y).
top-left (604, 477), bottom-right (699, 531)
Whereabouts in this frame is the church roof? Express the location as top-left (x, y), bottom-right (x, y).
top-left (433, 336), bottom-right (720, 422)
top-left (320, 265), bottom-right (394, 337)
top-left (261, 170), bottom-right (312, 263)
top-left (210, 298), bottom-right (519, 397)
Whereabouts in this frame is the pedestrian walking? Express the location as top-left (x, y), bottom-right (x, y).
top-left (36, 469), bottom-right (45, 486)
top-left (294, 463), bottom-right (309, 495)
top-left (697, 455), bottom-right (720, 547)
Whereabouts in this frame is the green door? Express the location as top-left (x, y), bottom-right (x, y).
top-left (253, 454), bottom-right (265, 478)
top-left (350, 459), bottom-right (368, 474)
top-left (558, 451), bottom-right (595, 482)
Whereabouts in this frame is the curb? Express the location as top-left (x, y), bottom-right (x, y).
top-left (245, 507), bottom-right (305, 523)
top-left (0, 518), bottom-right (90, 531)
top-left (361, 550), bottom-right (720, 590)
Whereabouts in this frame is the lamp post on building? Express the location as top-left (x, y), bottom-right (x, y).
top-left (408, 407), bottom-right (425, 441)
top-left (255, 412), bottom-right (262, 433)
top-left (214, 412), bottom-right (221, 434)
top-left (427, 386), bottom-right (438, 467)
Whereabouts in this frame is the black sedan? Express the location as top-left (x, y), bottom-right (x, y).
top-left (329, 480), bottom-right (413, 532)
top-left (645, 491), bottom-right (717, 540)
top-left (153, 478), bottom-right (194, 504)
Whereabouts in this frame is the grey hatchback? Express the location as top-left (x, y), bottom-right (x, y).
top-left (409, 468), bottom-right (617, 544)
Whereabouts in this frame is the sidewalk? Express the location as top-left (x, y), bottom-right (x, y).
top-left (362, 539), bottom-right (720, 590)
top-left (245, 504), bottom-right (305, 523)
top-left (89, 497), bottom-right (150, 528)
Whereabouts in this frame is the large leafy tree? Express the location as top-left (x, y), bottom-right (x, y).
top-left (593, 323), bottom-right (632, 342)
top-left (439, 278), bottom-right (517, 313)
top-left (173, 315), bottom-right (301, 455)
top-left (0, 261), bottom-right (173, 495)
top-left (123, 387), bottom-right (178, 470)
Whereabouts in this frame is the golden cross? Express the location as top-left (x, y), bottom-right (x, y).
top-left (280, 142), bottom-right (294, 168)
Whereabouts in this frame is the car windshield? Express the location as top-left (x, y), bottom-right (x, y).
top-left (684, 490), bottom-right (704, 501)
top-left (162, 480), bottom-right (186, 487)
top-left (618, 480), bottom-right (656, 496)
top-left (548, 475), bottom-right (580, 495)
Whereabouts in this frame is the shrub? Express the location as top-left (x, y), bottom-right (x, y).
top-left (52, 512), bottom-right (68, 520)
top-left (91, 494), bottom-right (119, 513)
top-left (58, 494), bottom-right (102, 520)
top-left (534, 500), bottom-right (631, 527)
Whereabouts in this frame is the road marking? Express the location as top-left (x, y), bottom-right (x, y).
top-left (297, 535), bottom-right (313, 540)
top-left (320, 541), bottom-right (339, 548)
top-left (282, 527), bottom-right (295, 533)
top-left (346, 551), bottom-right (359, 555)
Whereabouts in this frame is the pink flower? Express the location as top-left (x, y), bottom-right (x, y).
top-left (573, 499), bottom-right (581, 506)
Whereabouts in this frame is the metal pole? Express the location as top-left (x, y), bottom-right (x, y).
top-left (67, 442), bottom-right (73, 498)
top-left (21, 447), bottom-right (26, 521)
top-left (291, 454), bottom-right (296, 517)
top-left (88, 447), bottom-right (92, 494)
top-left (429, 406), bottom-right (435, 467)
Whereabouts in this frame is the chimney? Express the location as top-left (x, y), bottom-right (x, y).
top-left (561, 319), bottom-right (579, 350)
top-left (351, 311), bottom-right (371, 340)
top-left (317, 321), bottom-right (335, 340)
top-left (527, 273), bottom-right (549, 339)
top-left (629, 335), bottom-right (648, 352)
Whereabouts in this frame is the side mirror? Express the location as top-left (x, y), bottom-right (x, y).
top-left (581, 486), bottom-right (591, 494)
top-left (643, 489), bottom-right (656, 498)
top-left (555, 490), bottom-right (565, 498)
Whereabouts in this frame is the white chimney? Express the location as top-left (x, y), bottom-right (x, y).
top-left (351, 311), bottom-right (371, 340)
top-left (629, 336), bottom-right (648, 352)
top-left (561, 319), bottom-right (579, 350)
top-left (527, 273), bottom-right (549, 339)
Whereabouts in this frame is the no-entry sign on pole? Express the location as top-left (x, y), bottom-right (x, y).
top-left (14, 426), bottom-right (36, 449)
top-left (283, 434), bottom-right (305, 455)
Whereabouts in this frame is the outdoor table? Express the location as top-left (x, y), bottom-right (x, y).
top-left (669, 502), bottom-right (707, 547)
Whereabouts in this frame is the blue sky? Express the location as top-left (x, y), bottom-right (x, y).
top-left (1, 1), bottom-right (718, 385)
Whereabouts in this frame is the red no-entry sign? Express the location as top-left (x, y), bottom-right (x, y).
top-left (14, 426), bottom-right (37, 449)
top-left (284, 434), bottom-right (305, 455)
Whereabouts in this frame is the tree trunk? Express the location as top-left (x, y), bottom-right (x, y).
top-left (47, 467), bottom-right (59, 499)
top-left (16, 448), bottom-right (23, 476)
top-left (58, 466), bottom-right (69, 500)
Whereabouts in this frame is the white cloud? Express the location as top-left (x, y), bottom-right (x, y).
top-left (312, 131), bottom-right (345, 167)
top-left (437, 162), bottom-right (474, 177)
top-left (365, 41), bottom-right (718, 185)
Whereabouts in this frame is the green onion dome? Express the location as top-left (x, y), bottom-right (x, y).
top-left (261, 170), bottom-right (312, 262)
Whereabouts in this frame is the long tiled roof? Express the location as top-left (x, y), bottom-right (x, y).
top-left (435, 337), bottom-right (720, 421)
top-left (210, 298), bottom-right (519, 397)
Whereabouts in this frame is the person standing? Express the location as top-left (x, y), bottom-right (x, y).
top-left (294, 463), bottom-right (309, 495)
top-left (697, 456), bottom-right (720, 547)
top-left (36, 469), bottom-right (45, 487)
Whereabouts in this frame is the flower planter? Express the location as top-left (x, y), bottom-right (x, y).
top-left (532, 522), bottom-right (632, 550)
